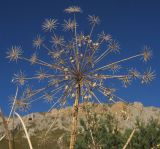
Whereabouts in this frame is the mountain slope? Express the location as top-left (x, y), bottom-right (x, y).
top-left (0, 102), bottom-right (160, 149)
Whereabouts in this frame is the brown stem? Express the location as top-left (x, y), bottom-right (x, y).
top-left (0, 108), bottom-right (13, 149)
top-left (69, 84), bottom-right (80, 149)
top-left (123, 128), bottom-right (136, 149)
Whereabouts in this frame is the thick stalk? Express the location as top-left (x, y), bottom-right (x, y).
top-left (69, 84), bottom-right (80, 149)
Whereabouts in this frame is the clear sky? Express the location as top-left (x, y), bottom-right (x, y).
top-left (0, 0), bottom-right (160, 115)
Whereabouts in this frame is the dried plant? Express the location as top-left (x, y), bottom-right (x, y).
top-left (14, 112), bottom-right (33, 149)
top-left (7, 5), bottom-right (155, 149)
top-left (0, 108), bottom-right (13, 149)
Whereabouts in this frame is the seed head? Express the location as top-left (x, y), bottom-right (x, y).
top-left (109, 64), bottom-right (121, 73)
top-left (50, 36), bottom-right (65, 47)
top-left (64, 6), bottom-right (82, 13)
top-left (30, 53), bottom-right (38, 64)
top-left (6, 46), bottom-right (22, 61)
top-left (33, 35), bottom-right (44, 49)
top-left (88, 15), bottom-right (100, 26)
top-left (108, 40), bottom-right (120, 53)
top-left (142, 46), bottom-right (152, 62)
top-left (142, 68), bottom-right (155, 84)
top-left (98, 31), bottom-right (112, 42)
top-left (119, 76), bottom-right (132, 88)
top-left (42, 18), bottom-right (58, 32)
top-left (24, 86), bottom-right (33, 98)
top-left (103, 88), bottom-right (116, 96)
top-left (15, 99), bottom-right (30, 112)
top-left (12, 71), bottom-right (26, 86)
top-left (129, 68), bottom-right (140, 79)
top-left (62, 19), bottom-right (77, 31)
top-left (44, 93), bottom-right (53, 103)
top-left (36, 68), bottom-right (47, 81)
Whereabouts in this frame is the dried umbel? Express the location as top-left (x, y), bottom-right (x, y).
top-left (6, 46), bottom-right (22, 62)
top-left (42, 19), bottom-right (58, 32)
top-left (33, 35), bottom-right (44, 49)
top-left (64, 6), bottom-right (82, 14)
top-left (7, 5), bottom-right (155, 149)
top-left (63, 19), bottom-right (77, 32)
top-left (9, 96), bottom-right (30, 112)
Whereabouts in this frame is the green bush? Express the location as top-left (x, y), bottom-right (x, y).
top-left (125, 118), bottom-right (160, 149)
top-left (76, 105), bottom-right (160, 149)
top-left (76, 105), bottom-right (124, 149)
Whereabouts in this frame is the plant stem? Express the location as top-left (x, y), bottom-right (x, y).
top-left (0, 108), bottom-right (13, 149)
top-left (69, 84), bottom-right (80, 149)
top-left (123, 128), bottom-right (136, 149)
top-left (14, 112), bottom-right (33, 149)
top-left (12, 113), bottom-right (15, 149)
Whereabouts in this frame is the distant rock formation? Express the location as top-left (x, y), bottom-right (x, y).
top-left (0, 102), bottom-right (160, 137)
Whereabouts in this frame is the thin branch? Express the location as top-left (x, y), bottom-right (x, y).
top-left (92, 54), bottom-right (142, 73)
top-left (14, 112), bottom-right (33, 149)
top-left (122, 128), bottom-right (136, 149)
top-left (0, 87), bottom-right (19, 142)
top-left (94, 48), bottom-right (111, 64)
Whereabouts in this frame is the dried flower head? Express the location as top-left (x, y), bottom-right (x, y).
top-left (142, 68), bottom-right (155, 84)
top-left (98, 31), bottom-right (112, 42)
top-left (142, 46), bottom-right (152, 62)
top-left (42, 19), bottom-right (58, 32)
top-left (119, 76), bottom-right (132, 88)
top-left (24, 86), bottom-right (33, 98)
top-left (33, 35), bottom-right (44, 49)
top-left (76, 32), bottom-right (84, 44)
top-left (6, 46), bottom-right (22, 61)
top-left (103, 88), bottom-right (116, 96)
top-left (108, 40), bottom-right (120, 53)
top-left (129, 68), bottom-right (140, 79)
top-left (44, 93), bottom-right (53, 103)
top-left (50, 35), bottom-right (65, 47)
top-left (62, 19), bottom-right (77, 31)
top-left (12, 71), bottom-right (26, 86)
top-left (64, 6), bottom-right (82, 13)
top-left (109, 64), bottom-right (121, 73)
top-left (30, 53), bottom-right (38, 64)
top-left (36, 68), bottom-right (46, 81)
top-left (88, 15), bottom-right (100, 25)
top-left (15, 99), bottom-right (30, 112)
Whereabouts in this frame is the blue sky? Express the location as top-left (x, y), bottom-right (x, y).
top-left (0, 0), bottom-right (160, 115)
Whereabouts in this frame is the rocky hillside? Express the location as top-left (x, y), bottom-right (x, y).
top-left (1, 102), bottom-right (160, 137)
top-left (0, 102), bottom-right (160, 148)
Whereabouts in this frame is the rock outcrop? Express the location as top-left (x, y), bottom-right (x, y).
top-left (0, 102), bottom-right (160, 137)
